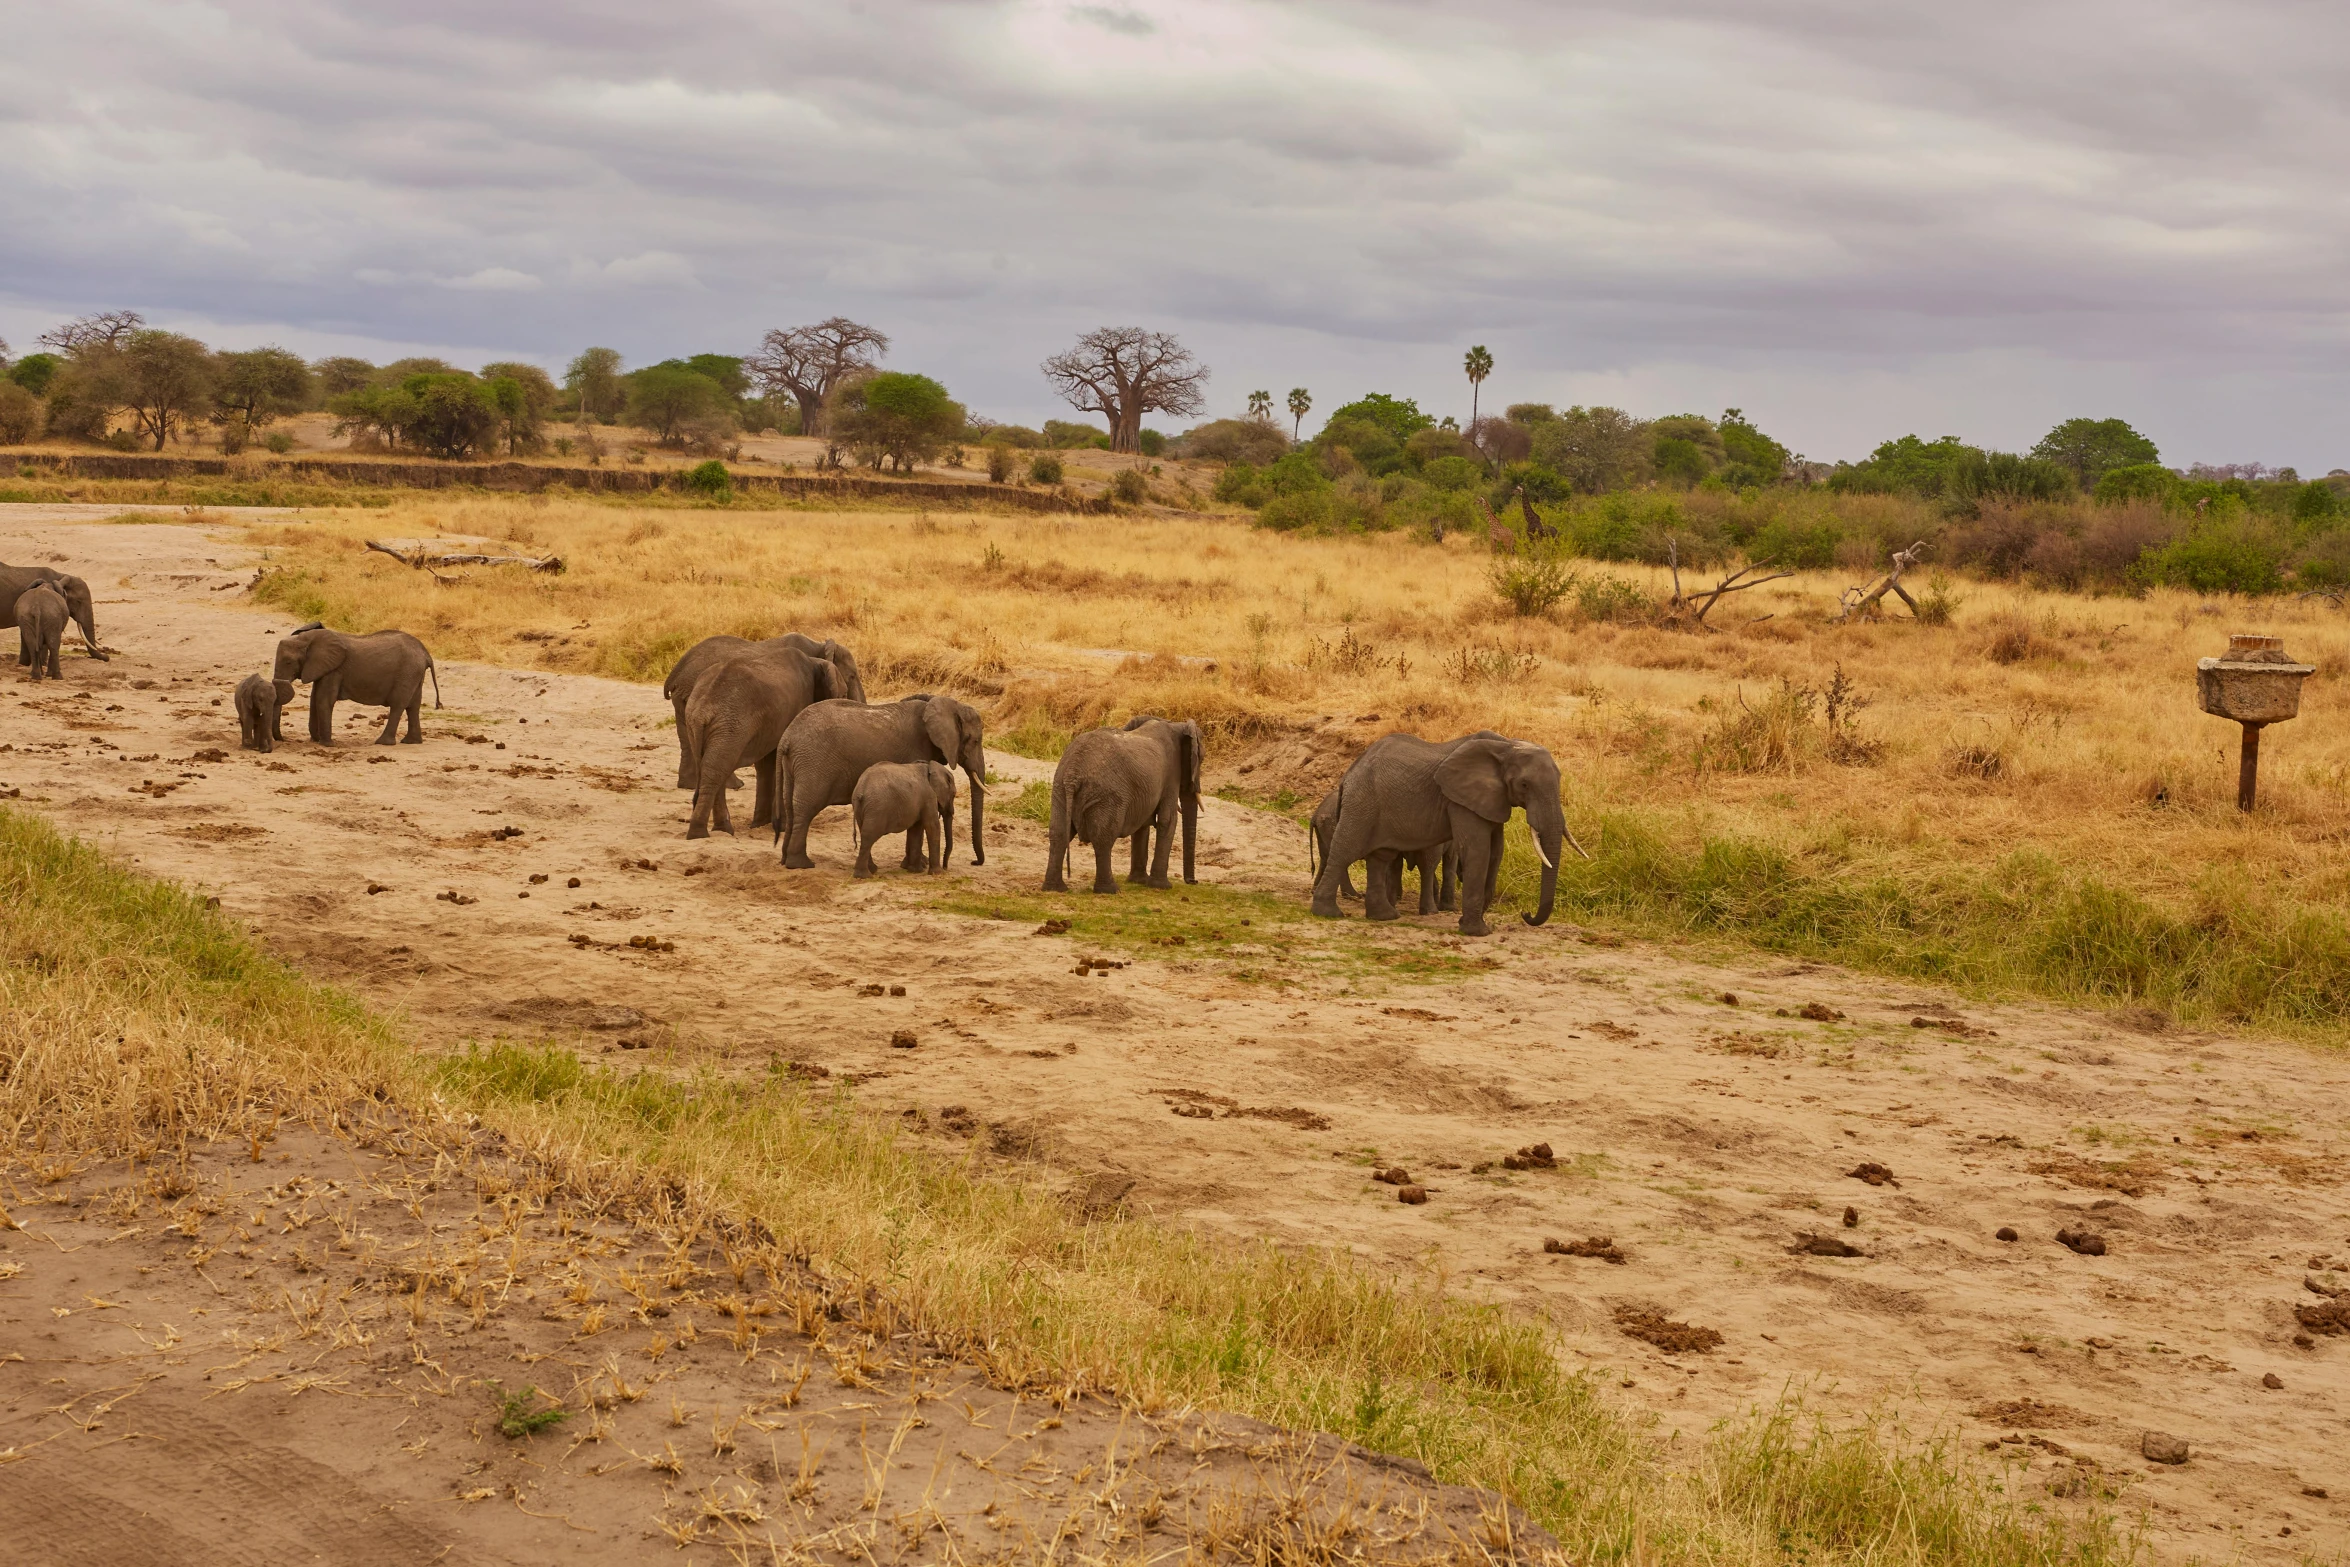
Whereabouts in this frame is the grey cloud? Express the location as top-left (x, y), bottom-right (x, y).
top-left (1, 0), bottom-right (2346, 465)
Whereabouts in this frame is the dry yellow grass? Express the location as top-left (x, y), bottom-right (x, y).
top-left (237, 492), bottom-right (2350, 1031)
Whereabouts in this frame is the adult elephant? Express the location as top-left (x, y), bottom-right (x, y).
top-left (774, 694), bottom-right (987, 870)
top-left (1310, 732), bottom-right (1582, 936)
top-left (1042, 716), bottom-right (1202, 893)
top-left (0, 563), bottom-right (102, 661)
top-left (682, 644), bottom-right (839, 839)
top-left (664, 634), bottom-right (866, 789)
top-left (272, 625), bottom-right (440, 745)
top-left (1311, 785), bottom-right (1451, 909)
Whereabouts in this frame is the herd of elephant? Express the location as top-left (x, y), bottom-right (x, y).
top-left (3, 560), bottom-right (1574, 934)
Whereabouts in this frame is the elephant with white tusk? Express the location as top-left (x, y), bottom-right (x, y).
top-left (774, 693), bottom-right (987, 871)
top-left (663, 634), bottom-right (866, 790)
top-left (1310, 731), bottom-right (1583, 936)
top-left (272, 624), bottom-right (440, 745)
top-left (1042, 715), bottom-right (1202, 893)
top-left (0, 562), bottom-right (103, 660)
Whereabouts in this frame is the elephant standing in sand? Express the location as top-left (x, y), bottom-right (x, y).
top-left (13, 583), bottom-right (66, 680)
top-left (1311, 732), bottom-right (1581, 936)
top-left (272, 625), bottom-right (440, 745)
top-left (1311, 785), bottom-right (1451, 911)
top-left (775, 694), bottom-right (987, 871)
top-left (0, 563), bottom-right (102, 661)
top-left (851, 761), bottom-right (956, 877)
top-left (664, 634), bottom-right (866, 789)
top-left (1042, 716), bottom-right (1202, 893)
top-left (682, 644), bottom-right (839, 838)
top-left (235, 672), bottom-right (291, 751)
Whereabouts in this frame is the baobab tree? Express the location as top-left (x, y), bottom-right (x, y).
top-left (1040, 328), bottom-right (1207, 455)
top-left (1463, 344), bottom-right (1494, 433)
top-left (1287, 387), bottom-right (1312, 442)
top-left (40, 311), bottom-right (145, 357)
top-left (748, 317), bottom-right (890, 436)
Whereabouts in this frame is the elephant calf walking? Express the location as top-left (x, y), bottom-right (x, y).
top-left (850, 761), bottom-right (955, 877)
top-left (1043, 716), bottom-right (1202, 894)
top-left (13, 583), bottom-right (66, 681)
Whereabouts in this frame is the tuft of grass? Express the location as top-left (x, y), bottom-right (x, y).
top-left (0, 805), bottom-right (2127, 1566)
top-left (492, 1383), bottom-right (571, 1439)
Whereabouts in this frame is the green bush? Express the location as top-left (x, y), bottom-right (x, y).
top-left (2093, 463), bottom-right (2176, 506)
top-left (1108, 468), bottom-right (1149, 506)
top-left (1258, 490), bottom-right (1335, 532)
top-left (986, 444), bottom-right (1015, 484)
top-left (1214, 462), bottom-right (1265, 506)
top-left (1746, 516), bottom-right (1842, 570)
top-left (1489, 547), bottom-right (1579, 617)
top-left (1028, 452), bottom-right (1064, 485)
top-left (2144, 519), bottom-right (2288, 595)
top-left (262, 431), bottom-right (295, 454)
top-left (1576, 574), bottom-right (1655, 623)
top-left (683, 460), bottom-right (732, 499)
top-left (1419, 455), bottom-right (1483, 492)
top-left (2292, 480), bottom-right (2342, 528)
top-left (1137, 429), bottom-right (1167, 457)
top-left (0, 381), bottom-right (39, 445)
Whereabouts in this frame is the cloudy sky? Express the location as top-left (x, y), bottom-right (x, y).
top-left (3, 0), bottom-right (2344, 467)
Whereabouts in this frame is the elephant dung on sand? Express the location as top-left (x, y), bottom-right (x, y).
top-left (272, 624), bottom-right (440, 745)
top-left (1043, 716), bottom-right (1203, 893)
top-left (1311, 731), bottom-right (1584, 936)
top-left (850, 761), bottom-right (955, 877)
top-left (234, 672), bottom-right (291, 751)
top-left (663, 634), bottom-right (866, 790)
top-left (775, 694), bottom-right (987, 871)
top-left (0, 562), bottom-right (102, 661)
top-left (13, 583), bottom-right (67, 681)
top-left (681, 644), bottom-right (839, 838)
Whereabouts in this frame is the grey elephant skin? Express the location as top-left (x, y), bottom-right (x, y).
top-left (1310, 732), bottom-right (1576, 936)
top-left (273, 626), bottom-right (441, 745)
top-left (851, 761), bottom-right (955, 877)
top-left (682, 645), bottom-right (838, 839)
top-left (13, 583), bottom-right (66, 681)
top-left (1042, 716), bottom-right (1202, 893)
top-left (1310, 785), bottom-right (1451, 909)
top-left (775, 694), bottom-right (987, 870)
top-left (234, 673), bottom-right (291, 751)
top-left (664, 634), bottom-right (866, 789)
top-left (0, 562), bottom-right (102, 661)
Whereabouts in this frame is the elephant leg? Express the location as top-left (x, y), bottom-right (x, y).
top-left (1126, 826), bottom-right (1150, 884)
top-left (401, 686), bottom-right (424, 743)
top-left (781, 794), bottom-right (817, 868)
top-left (1411, 849), bottom-right (1437, 915)
top-left (749, 753), bottom-right (776, 831)
top-left (852, 816), bottom-right (877, 878)
top-left (1484, 822), bottom-right (1505, 909)
top-left (926, 814), bottom-right (944, 873)
top-left (1091, 837), bottom-right (1118, 895)
top-left (1437, 845), bottom-right (1457, 912)
top-left (309, 683), bottom-right (336, 743)
top-left (1448, 811), bottom-right (1496, 937)
top-left (1043, 803), bottom-right (1072, 892)
top-left (900, 824), bottom-right (926, 871)
top-left (1147, 807), bottom-right (1174, 890)
top-left (1364, 852), bottom-right (1402, 921)
top-left (673, 695), bottom-right (696, 789)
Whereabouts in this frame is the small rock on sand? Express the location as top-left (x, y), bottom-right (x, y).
top-left (2141, 1431), bottom-right (2189, 1465)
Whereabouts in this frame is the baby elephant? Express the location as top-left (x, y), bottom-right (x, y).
top-left (13, 582), bottom-right (66, 681)
top-left (850, 761), bottom-right (956, 878)
top-left (235, 673), bottom-right (291, 752)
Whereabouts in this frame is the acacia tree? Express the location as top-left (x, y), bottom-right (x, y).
top-left (830, 371), bottom-right (963, 473)
top-left (1463, 344), bottom-right (1493, 434)
top-left (481, 362), bottom-right (558, 455)
top-left (564, 347), bottom-right (625, 422)
top-left (1040, 328), bottom-right (1207, 455)
top-left (114, 330), bottom-right (215, 450)
top-left (1287, 387), bottom-right (1311, 441)
top-left (747, 318), bottom-right (889, 437)
top-left (212, 347), bottom-right (312, 443)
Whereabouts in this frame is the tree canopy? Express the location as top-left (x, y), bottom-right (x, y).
top-left (830, 371), bottom-right (963, 473)
top-left (1040, 327), bottom-right (1207, 454)
top-left (2032, 417), bottom-right (2159, 488)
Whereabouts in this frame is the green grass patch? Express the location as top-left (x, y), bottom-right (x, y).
top-left (1214, 781), bottom-right (1309, 815)
top-left (992, 719), bottom-right (1070, 760)
top-left (998, 779), bottom-right (1055, 824)
top-left (1491, 809), bottom-right (2350, 1038)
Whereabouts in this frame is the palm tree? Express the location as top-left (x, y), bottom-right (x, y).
top-left (1247, 389), bottom-right (1273, 423)
top-left (1463, 345), bottom-right (1494, 433)
top-left (1286, 387), bottom-right (1311, 441)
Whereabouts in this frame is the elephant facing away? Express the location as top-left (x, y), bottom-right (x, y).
top-left (1311, 732), bottom-right (1583, 936)
top-left (664, 634), bottom-right (866, 789)
top-left (775, 694), bottom-right (986, 870)
top-left (0, 563), bottom-right (102, 661)
top-left (234, 673), bottom-right (291, 751)
top-left (14, 583), bottom-right (66, 680)
top-left (1043, 716), bottom-right (1202, 893)
top-left (682, 645), bottom-right (838, 839)
top-left (851, 761), bottom-right (955, 877)
top-left (272, 626), bottom-right (440, 745)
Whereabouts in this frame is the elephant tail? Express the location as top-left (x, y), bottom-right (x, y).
top-left (428, 660), bottom-right (441, 709)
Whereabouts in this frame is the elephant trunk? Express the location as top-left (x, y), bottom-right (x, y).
top-left (1522, 819), bottom-right (1563, 927)
top-left (1179, 729), bottom-right (1198, 884)
top-left (75, 600), bottom-right (103, 659)
top-left (967, 776), bottom-right (985, 866)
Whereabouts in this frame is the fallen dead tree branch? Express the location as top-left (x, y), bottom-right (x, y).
top-left (364, 540), bottom-right (564, 573)
top-left (1661, 539), bottom-right (1790, 631)
top-left (1836, 541), bottom-right (1928, 623)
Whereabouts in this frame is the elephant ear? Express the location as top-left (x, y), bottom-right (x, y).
top-left (921, 697), bottom-right (960, 766)
top-left (809, 656), bottom-right (838, 702)
top-left (300, 633), bottom-right (347, 683)
top-left (1435, 738), bottom-right (1514, 823)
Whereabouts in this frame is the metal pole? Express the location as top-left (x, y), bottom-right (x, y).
top-left (2238, 721), bottom-right (2263, 811)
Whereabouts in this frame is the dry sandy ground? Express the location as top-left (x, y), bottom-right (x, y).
top-left (4, 512), bottom-right (2349, 1561)
top-left (0, 1122), bottom-right (1540, 1565)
